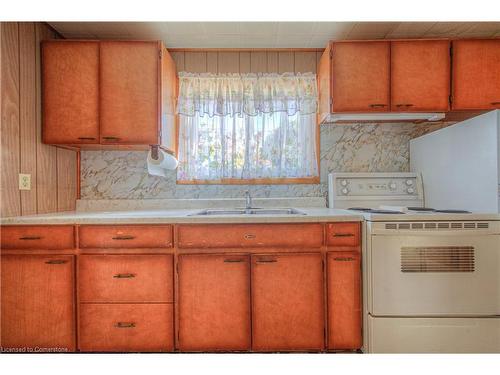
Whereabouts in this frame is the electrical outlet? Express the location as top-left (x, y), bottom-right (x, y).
top-left (19, 173), bottom-right (31, 190)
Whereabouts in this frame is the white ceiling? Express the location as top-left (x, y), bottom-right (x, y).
top-left (49, 22), bottom-right (500, 48)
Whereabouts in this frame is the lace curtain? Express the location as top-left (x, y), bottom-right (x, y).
top-left (176, 72), bottom-right (319, 182)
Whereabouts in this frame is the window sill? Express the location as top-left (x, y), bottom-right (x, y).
top-left (176, 177), bottom-right (320, 185)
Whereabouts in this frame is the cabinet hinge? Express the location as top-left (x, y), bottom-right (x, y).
top-left (159, 49), bottom-right (162, 59)
top-left (449, 45), bottom-right (453, 57)
top-left (329, 48), bottom-right (333, 59)
top-left (449, 94), bottom-right (452, 106)
top-left (176, 262), bottom-right (179, 274)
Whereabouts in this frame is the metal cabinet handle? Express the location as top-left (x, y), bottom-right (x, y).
top-left (395, 104), bottom-right (414, 108)
top-left (111, 235), bottom-right (135, 240)
top-left (113, 273), bottom-right (136, 279)
top-left (369, 104), bottom-right (387, 108)
top-left (77, 137), bottom-right (96, 140)
top-left (115, 322), bottom-right (136, 328)
top-left (244, 234), bottom-right (256, 240)
top-left (333, 257), bottom-right (355, 262)
top-left (332, 233), bottom-right (355, 237)
top-left (45, 259), bottom-right (68, 265)
top-left (255, 259), bottom-right (277, 263)
top-left (224, 259), bottom-right (245, 263)
top-left (102, 136), bottom-right (121, 141)
top-left (19, 236), bottom-right (42, 240)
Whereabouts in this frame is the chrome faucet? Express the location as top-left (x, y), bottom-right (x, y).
top-left (244, 191), bottom-right (253, 213)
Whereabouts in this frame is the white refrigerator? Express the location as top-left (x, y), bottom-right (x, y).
top-left (410, 110), bottom-right (500, 213)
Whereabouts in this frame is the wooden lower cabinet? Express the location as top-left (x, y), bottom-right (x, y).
top-left (177, 254), bottom-right (251, 351)
top-left (251, 253), bottom-right (324, 351)
top-left (79, 303), bottom-right (174, 352)
top-left (327, 251), bottom-right (362, 350)
top-left (1, 255), bottom-right (75, 351)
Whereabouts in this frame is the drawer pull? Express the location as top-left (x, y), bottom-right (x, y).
top-left (395, 104), bottom-right (414, 108)
top-left (491, 102), bottom-right (500, 105)
top-left (19, 236), bottom-right (42, 240)
top-left (224, 259), bottom-right (245, 263)
top-left (45, 259), bottom-right (68, 265)
top-left (334, 257), bottom-right (355, 262)
top-left (256, 259), bottom-right (277, 264)
top-left (369, 104), bottom-right (387, 108)
top-left (111, 235), bottom-right (136, 240)
top-left (332, 233), bottom-right (355, 237)
top-left (77, 137), bottom-right (96, 140)
top-left (244, 234), bottom-right (256, 240)
top-left (102, 136), bottom-right (121, 141)
top-left (114, 322), bottom-right (136, 328)
top-left (113, 273), bottom-right (136, 279)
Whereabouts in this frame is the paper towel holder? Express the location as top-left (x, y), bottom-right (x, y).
top-left (150, 145), bottom-right (160, 160)
top-left (150, 145), bottom-right (175, 161)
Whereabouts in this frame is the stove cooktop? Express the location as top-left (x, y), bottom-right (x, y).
top-left (348, 207), bottom-right (472, 214)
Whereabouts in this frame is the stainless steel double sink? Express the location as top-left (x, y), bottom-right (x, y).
top-left (189, 208), bottom-right (306, 216)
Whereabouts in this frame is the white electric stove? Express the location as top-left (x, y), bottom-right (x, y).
top-left (329, 172), bottom-right (500, 353)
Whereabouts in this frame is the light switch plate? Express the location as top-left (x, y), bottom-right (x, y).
top-left (19, 173), bottom-right (31, 190)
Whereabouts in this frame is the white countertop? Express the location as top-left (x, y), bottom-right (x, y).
top-left (0, 208), bottom-right (363, 225)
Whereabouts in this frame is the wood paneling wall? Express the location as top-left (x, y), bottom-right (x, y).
top-left (170, 50), bottom-right (323, 74)
top-left (1, 22), bottom-right (78, 217)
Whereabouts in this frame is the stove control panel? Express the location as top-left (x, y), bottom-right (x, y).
top-left (328, 172), bottom-right (424, 208)
top-left (335, 176), bottom-right (419, 196)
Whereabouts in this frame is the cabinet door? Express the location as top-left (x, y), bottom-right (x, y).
top-left (391, 40), bottom-right (451, 112)
top-left (42, 41), bottom-right (99, 144)
top-left (452, 39), bottom-right (500, 110)
top-left (251, 253), bottom-right (324, 351)
top-left (332, 41), bottom-right (390, 112)
top-left (327, 252), bottom-right (361, 350)
top-left (178, 254), bottom-right (251, 351)
top-left (100, 41), bottom-right (160, 145)
top-left (1, 255), bottom-right (75, 351)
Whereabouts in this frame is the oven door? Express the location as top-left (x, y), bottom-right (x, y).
top-left (370, 233), bottom-right (500, 316)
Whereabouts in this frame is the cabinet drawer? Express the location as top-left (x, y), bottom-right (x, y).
top-left (326, 223), bottom-right (360, 247)
top-left (79, 303), bottom-right (173, 352)
top-left (79, 255), bottom-right (173, 302)
top-left (0, 225), bottom-right (75, 249)
top-left (177, 224), bottom-right (323, 249)
top-left (79, 225), bottom-right (173, 248)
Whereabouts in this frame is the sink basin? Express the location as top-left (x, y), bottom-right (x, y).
top-left (189, 208), bottom-right (306, 216)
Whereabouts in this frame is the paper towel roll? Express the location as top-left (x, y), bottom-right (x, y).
top-left (147, 148), bottom-right (178, 177)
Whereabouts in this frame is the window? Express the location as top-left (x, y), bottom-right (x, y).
top-left (176, 72), bottom-right (319, 184)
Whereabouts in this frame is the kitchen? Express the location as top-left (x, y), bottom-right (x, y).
top-left (1, 1), bottom-right (499, 374)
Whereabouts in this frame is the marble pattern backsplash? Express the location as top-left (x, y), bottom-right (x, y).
top-left (81, 122), bottom-right (449, 200)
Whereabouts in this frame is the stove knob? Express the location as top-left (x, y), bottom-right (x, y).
top-left (341, 187), bottom-right (349, 195)
top-left (406, 179), bottom-right (414, 186)
top-left (340, 179), bottom-right (348, 187)
top-left (407, 187), bottom-right (415, 194)
top-left (389, 182), bottom-right (397, 190)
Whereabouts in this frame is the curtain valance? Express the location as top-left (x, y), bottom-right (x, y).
top-left (177, 72), bottom-right (318, 117)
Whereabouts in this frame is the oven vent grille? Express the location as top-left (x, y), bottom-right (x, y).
top-left (401, 246), bottom-right (475, 273)
top-left (384, 222), bottom-right (489, 230)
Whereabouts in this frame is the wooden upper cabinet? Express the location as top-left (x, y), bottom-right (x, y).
top-left (331, 41), bottom-right (390, 112)
top-left (42, 41), bottom-right (99, 144)
top-left (391, 40), bottom-right (451, 111)
top-left (42, 40), bottom-right (177, 149)
top-left (1, 255), bottom-right (75, 351)
top-left (178, 254), bottom-right (251, 351)
top-left (251, 253), bottom-right (324, 351)
top-left (452, 39), bottom-right (500, 110)
top-left (100, 41), bottom-right (161, 145)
